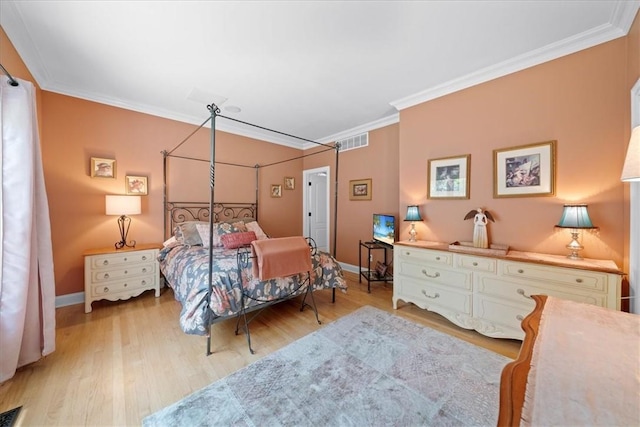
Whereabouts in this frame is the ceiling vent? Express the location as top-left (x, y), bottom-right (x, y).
top-left (337, 132), bottom-right (368, 152)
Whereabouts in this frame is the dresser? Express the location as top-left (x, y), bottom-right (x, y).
top-left (392, 240), bottom-right (624, 340)
top-left (84, 243), bottom-right (162, 313)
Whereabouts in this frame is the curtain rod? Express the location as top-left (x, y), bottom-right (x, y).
top-left (0, 63), bottom-right (19, 86)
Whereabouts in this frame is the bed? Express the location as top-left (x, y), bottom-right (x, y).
top-left (160, 104), bottom-right (346, 354)
top-left (498, 295), bottom-right (640, 426)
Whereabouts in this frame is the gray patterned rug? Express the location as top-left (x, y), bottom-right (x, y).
top-left (144, 306), bottom-right (511, 426)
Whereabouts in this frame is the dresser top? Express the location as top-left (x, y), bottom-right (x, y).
top-left (394, 240), bottom-right (624, 275)
top-left (83, 243), bottom-right (163, 256)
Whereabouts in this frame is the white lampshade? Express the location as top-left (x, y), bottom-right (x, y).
top-left (105, 195), bottom-right (141, 216)
top-left (621, 126), bottom-right (640, 182)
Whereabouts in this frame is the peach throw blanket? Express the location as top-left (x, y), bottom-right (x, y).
top-left (521, 296), bottom-right (640, 426)
top-left (251, 237), bottom-right (312, 281)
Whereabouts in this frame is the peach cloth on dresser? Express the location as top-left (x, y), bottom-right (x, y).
top-left (521, 296), bottom-right (640, 426)
top-left (251, 237), bottom-right (312, 281)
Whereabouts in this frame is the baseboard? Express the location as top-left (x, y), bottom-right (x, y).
top-left (55, 292), bottom-right (84, 308)
top-left (339, 262), bottom-right (358, 274)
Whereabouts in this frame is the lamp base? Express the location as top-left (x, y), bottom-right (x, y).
top-left (408, 223), bottom-right (417, 242)
top-left (115, 215), bottom-right (136, 250)
top-left (565, 231), bottom-right (584, 260)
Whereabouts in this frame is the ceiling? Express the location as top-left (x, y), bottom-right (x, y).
top-left (1, 1), bottom-right (639, 149)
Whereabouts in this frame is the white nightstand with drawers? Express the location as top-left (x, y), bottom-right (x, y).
top-left (84, 243), bottom-right (162, 313)
top-left (393, 240), bottom-right (625, 340)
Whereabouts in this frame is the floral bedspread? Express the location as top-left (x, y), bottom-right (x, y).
top-left (158, 243), bottom-right (347, 335)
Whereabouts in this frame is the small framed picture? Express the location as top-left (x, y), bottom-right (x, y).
top-left (271, 184), bottom-right (282, 198)
top-left (284, 176), bottom-right (295, 190)
top-left (90, 157), bottom-right (116, 178)
top-left (494, 140), bottom-right (556, 198)
top-left (125, 175), bottom-right (148, 195)
top-left (427, 154), bottom-right (470, 199)
top-left (349, 178), bottom-right (372, 201)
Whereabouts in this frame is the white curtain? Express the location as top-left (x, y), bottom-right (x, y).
top-left (0, 76), bottom-right (56, 382)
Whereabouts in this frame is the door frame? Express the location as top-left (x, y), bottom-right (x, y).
top-left (302, 166), bottom-right (331, 251)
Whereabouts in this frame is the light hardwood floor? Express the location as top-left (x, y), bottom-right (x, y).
top-left (0, 272), bottom-right (521, 426)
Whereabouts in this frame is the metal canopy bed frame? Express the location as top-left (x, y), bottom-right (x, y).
top-left (161, 103), bottom-right (342, 354)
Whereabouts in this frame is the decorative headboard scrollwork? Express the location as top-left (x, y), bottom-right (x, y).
top-left (165, 201), bottom-right (258, 239)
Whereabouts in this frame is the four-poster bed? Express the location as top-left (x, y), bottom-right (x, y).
top-left (160, 103), bottom-right (346, 354)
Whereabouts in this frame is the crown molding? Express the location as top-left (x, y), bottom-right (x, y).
top-left (390, 2), bottom-right (639, 111)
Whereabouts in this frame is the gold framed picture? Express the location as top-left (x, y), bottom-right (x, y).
top-left (493, 140), bottom-right (556, 198)
top-left (90, 157), bottom-right (116, 178)
top-left (271, 184), bottom-right (282, 198)
top-left (427, 154), bottom-right (470, 199)
top-left (349, 178), bottom-right (372, 201)
top-left (284, 176), bottom-right (295, 190)
top-left (125, 175), bottom-right (148, 195)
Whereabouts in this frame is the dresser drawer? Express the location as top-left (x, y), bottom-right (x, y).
top-left (455, 254), bottom-right (496, 273)
top-left (499, 260), bottom-right (607, 293)
top-left (473, 295), bottom-right (530, 339)
top-left (90, 262), bottom-right (156, 283)
top-left (399, 278), bottom-right (472, 315)
top-left (397, 260), bottom-right (471, 291)
top-left (397, 247), bottom-right (452, 266)
top-left (90, 250), bottom-right (156, 270)
top-left (91, 275), bottom-right (156, 296)
top-left (476, 275), bottom-right (607, 307)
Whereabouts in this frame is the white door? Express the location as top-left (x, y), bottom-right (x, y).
top-left (303, 166), bottom-right (330, 253)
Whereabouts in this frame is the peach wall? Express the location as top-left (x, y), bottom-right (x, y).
top-left (399, 37), bottom-right (632, 268)
top-left (303, 124), bottom-right (400, 266)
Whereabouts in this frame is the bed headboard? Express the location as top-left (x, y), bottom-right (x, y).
top-left (164, 201), bottom-right (258, 239)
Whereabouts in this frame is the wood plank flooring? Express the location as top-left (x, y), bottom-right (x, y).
top-left (0, 272), bottom-right (521, 426)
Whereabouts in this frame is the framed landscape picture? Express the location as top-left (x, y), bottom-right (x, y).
top-left (493, 140), bottom-right (556, 198)
top-left (349, 178), bottom-right (372, 201)
top-left (427, 154), bottom-right (470, 199)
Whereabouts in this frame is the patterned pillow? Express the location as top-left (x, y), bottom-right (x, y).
top-left (220, 231), bottom-right (257, 249)
top-left (196, 222), bottom-right (243, 248)
top-left (245, 221), bottom-right (269, 240)
top-left (174, 221), bottom-right (207, 246)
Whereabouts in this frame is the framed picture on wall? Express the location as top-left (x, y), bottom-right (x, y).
top-left (90, 157), bottom-right (116, 178)
top-left (271, 184), bottom-right (282, 198)
top-left (349, 178), bottom-right (372, 201)
top-left (284, 177), bottom-right (295, 190)
top-left (427, 154), bottom-right (470, 199)
top-left (493, 140), bottom-right (556, 198)
top-left (125, 175), bottom-right (148, 195)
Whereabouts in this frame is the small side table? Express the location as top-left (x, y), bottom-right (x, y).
top-left (359, 240), bottom-right (393, 292)
top-left (84, 243), bottom-right (162, 313)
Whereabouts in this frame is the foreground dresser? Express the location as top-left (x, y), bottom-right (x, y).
top-left (392, 240), bottom-right (624, 340)
top-left (84, 243), bottom-right (162, 313)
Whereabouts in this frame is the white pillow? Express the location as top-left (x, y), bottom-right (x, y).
top-left (163, 236), bottom-right (177, 247)
top-left (246, 221), bottom-right (269, 240)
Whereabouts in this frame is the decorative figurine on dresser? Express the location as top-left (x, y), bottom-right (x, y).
top-left (464, 208), bottom-right (495, 249)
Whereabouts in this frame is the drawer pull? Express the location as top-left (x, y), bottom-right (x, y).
top-left (435, 256), bottom-right (441, 261)
top-left (142, 255), bottom-right (147, 260)
top-left (103, 260), bottom-right (109, 266)
top-left (516, 315), bottom-right (524, 321)
top-left (124, 257), bottom-right (128, 261)
top-left (421, 290), bottom-right (440, 299)
top-left (517, 269), bottom-right (524, 274)
top-left (421, 269), bottom-right (440, 279)
top-left (405, 251), bottom-right (411, 256)
top-left (124, 270), bottom-right (128, 275)
top-left (103, 273), bottom-right (110, 279)
top-left (472, 262), bottom-right (478, 266)
top-left (516, 288), bottom-right (532, 299)
top-left (575, 278), bottom-right (583, 283)
top-left (124, 283), bottom-right (128, 287)
top-left (142, 268), bottom-right (147, 273)
top-left (103, 287), bottom-right (109, 293)
top-left (141, 280), bottom-right (147, 285)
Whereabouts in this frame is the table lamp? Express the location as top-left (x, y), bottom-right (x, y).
top-left (555, 204), bottom-right (597, 260)
top-left (106, 195), bottom-right (141, 249)
top-left (404, 205), bottom-right (423, 242)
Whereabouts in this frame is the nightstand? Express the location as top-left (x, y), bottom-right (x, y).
top-left (84, 243), bottom-right (162, 313)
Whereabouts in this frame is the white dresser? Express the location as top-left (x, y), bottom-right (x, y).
top-left (393, 240), bottom-right (624, 340)
top-left (84, 243), bottom-right (162, 313)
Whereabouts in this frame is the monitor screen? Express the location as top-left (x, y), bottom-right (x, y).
top-left (373, 214), bottom-right (396, 246)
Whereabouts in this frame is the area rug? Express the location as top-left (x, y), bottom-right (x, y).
top-left (144, 306), bottom-right (511, 426)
